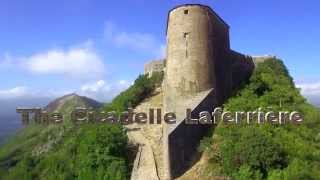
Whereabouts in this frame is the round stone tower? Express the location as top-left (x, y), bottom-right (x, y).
top-left (163, 4), bottom-right (231, 179)
top-left (164, 4), bottom-right (230, 112)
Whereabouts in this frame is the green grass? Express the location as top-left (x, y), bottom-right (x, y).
top-left (103, 72), bottom-right (163, 113)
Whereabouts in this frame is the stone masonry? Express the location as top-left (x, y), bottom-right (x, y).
top-left (163, 4), bottom-right (254, 179)
top-left (135, 4), bottom-right (271, 180)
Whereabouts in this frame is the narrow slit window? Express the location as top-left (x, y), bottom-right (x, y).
top-left (183, 32), bottom-right (188, 38)
top-left (183, 32), bottom-right (190, 58)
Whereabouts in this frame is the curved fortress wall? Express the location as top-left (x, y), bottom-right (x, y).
top-left (162, 4), bottom-right (255, 179)
top-left (164, 5), bottom-right (231, 112)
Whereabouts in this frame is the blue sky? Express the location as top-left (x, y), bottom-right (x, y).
top-left (0, 0), bottom-right (319, 104)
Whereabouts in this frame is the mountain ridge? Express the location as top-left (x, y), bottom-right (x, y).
top-left (45, 93), bottom-right (102, 113)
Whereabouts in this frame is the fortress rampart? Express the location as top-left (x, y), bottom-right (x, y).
top-left (162, 4), bottom-right (255, 179)
top-left (164, 4), bottom-right (230, 108)
top-left (137, 4), bottom-right (272, 180)
top-left (144, 59), bottom-right (165, 77)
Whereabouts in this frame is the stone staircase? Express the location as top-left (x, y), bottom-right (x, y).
top-left (126, 88), bottom-right (165, 180)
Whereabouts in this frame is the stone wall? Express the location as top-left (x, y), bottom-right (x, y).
top-left (168, 89), bottom-right (217, 178)
top-left (162, 4), bottom-right (256, 179)
top-left (252, 55), bottom-right (276, 66)
top-left (230, 50), bottom-right (255, 92)
top-left (164, 4), bottom-right (230, 113)
top-left (144, 59), bottom-right (165, 77)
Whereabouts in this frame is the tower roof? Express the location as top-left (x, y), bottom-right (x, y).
top-left (165, 4), bottom-right (230, 35)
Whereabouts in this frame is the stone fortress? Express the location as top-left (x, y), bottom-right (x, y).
top-left (131, 4), bottom-right (274, 180)
top-left (144, 59), bottom-right (165, 77)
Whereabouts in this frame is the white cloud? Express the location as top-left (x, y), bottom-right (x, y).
top-left (0, 79), bottom-right (131, 102)
top-left (0, 86), bottom-right (74, 100)
top-left (0, 87), bottom-right (28, 99)
top-left (297, 82), bottom-right (320, 95)
top-left (104, 21), bottom-right (165, 58)
top-left (297, 82), bottom-right (320, 106)
top-left (0, 41), bottom-right (106, 80)
top-left (24, 46), bottom-right (105, 79)
top-left (81, 80), bottom-right (109, 92)
top-left (79, 79), bottom-right (131, 101)
top-left (119, 80), bottom-right (129, 85)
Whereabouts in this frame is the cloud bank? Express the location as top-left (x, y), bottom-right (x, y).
top-left (0, 79), bottom-right (131, 102)
top-left (1, 41), bottom-right (106, 80)
top-left (297, 82), bottom-right (320, 107)
top-left (79, 79), bottom-right (131, 101)
top-left (104, 21), bottom-right (165, 58)
top-left (25, 48), bottom-right (105, 79)
top-left (0, 87), bottom-right (28, 99)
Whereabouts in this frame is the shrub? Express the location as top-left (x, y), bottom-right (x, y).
top-left (104, 72), bottom-right (163, 113)
top-left (201, 58), bottom-right (320, 179)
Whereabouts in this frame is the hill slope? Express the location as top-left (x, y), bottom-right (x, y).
top-left (0, 73), bottom-right (164, 180)
top-left (0, 94), bottom-right (128, 180)
top-left (45, 93), bottom-right (102, 113)
top-left (179, 58), bottom-right (320, 179)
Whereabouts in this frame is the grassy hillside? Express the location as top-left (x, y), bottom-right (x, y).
top-left (199, 58), bottom-right (320, 179)
top-left (0, 96), bottom-right (127, 180)
top-left (0, 124), bottom-right (128, 180)
top-left (0, 73), bottom-right (163, 180)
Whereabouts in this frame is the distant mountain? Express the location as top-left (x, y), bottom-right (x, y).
top-left (45, 93), bottom-right (102, 114)
top-left (0, 92), bottom-right (129, 179)
top-left (0, 94), bottom-right (102, 145)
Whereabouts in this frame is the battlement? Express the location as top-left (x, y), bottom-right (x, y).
top-left (252, 55), bottom-right (276, 65)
